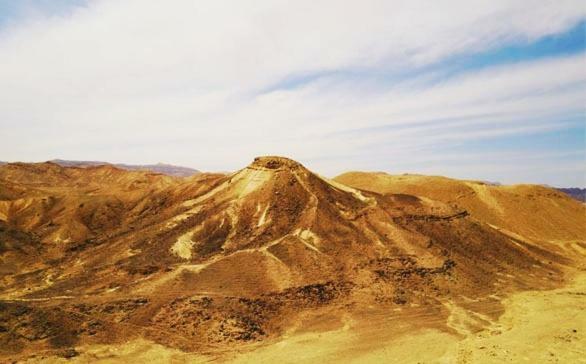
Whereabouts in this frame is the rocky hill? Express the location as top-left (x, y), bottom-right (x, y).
top-left (334, 172), bottom-right (586, 242)
top-left (0, 158), bottom-right (583, 362)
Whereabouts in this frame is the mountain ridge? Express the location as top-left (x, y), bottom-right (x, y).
top-left (50, 159), bottom-right (200, 177)
top-left (334, 171), bottom-right (586, 242)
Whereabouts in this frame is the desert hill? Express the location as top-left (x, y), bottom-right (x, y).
top-left (0, 157), bottom-right (583, 362)
top-left (334, 172), bottom-right (586, 243)
top-left (0, 162), bottom-right (179, 246)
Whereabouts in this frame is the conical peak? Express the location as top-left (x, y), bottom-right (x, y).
top-left (249, 156), bottom-right (305, 171)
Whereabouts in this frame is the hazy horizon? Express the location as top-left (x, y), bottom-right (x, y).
top-left (0, 1), bottom-right (584, 187)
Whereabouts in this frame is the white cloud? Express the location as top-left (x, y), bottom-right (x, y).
top-left (0, 0), bottom-right (584, 186)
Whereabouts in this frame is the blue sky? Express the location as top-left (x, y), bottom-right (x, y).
top-left (0, 0), bottom-right (87, 27)
top-left (0, 0), bottom-right (584, 187)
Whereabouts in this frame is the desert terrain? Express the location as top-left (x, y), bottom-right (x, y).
top-left (0, 156), bottom-right (584, 363)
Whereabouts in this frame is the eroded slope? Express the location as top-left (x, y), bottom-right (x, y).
top-left (334, 172), bottom-right (586, 242)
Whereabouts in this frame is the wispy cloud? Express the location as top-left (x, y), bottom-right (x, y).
top-left (0, 0), bottom-right (584, 186)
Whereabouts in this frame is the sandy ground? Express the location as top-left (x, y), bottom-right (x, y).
top-left (230, 273), bottom-right (586, 363)
top-left (442, 272), bottom-right (586, 364)
top-left (27, 272), bottom-right (585, 364)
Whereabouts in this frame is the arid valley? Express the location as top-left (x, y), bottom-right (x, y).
top-left (0, 156), bottom-right (584, 363)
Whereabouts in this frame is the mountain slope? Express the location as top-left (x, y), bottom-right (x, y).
top-left (334, 172), bottom-right (586, 242)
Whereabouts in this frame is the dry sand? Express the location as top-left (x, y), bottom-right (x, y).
top-left (229, 273), bottom-right (585, 363)
top-left (29, 273), bottom-right (584, 363)
top-left (443, 272), bottom-right (586, 364)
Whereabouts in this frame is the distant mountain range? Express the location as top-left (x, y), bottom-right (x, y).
top-left (49, 159), bottom-right (200, 177)
top-left (0, 159), bottom-right (199, 177)
top-left (557, 188), bottom-right (586, 202)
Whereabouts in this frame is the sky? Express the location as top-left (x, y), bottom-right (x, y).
top-left (0, 0), bottom-right (585, 187)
